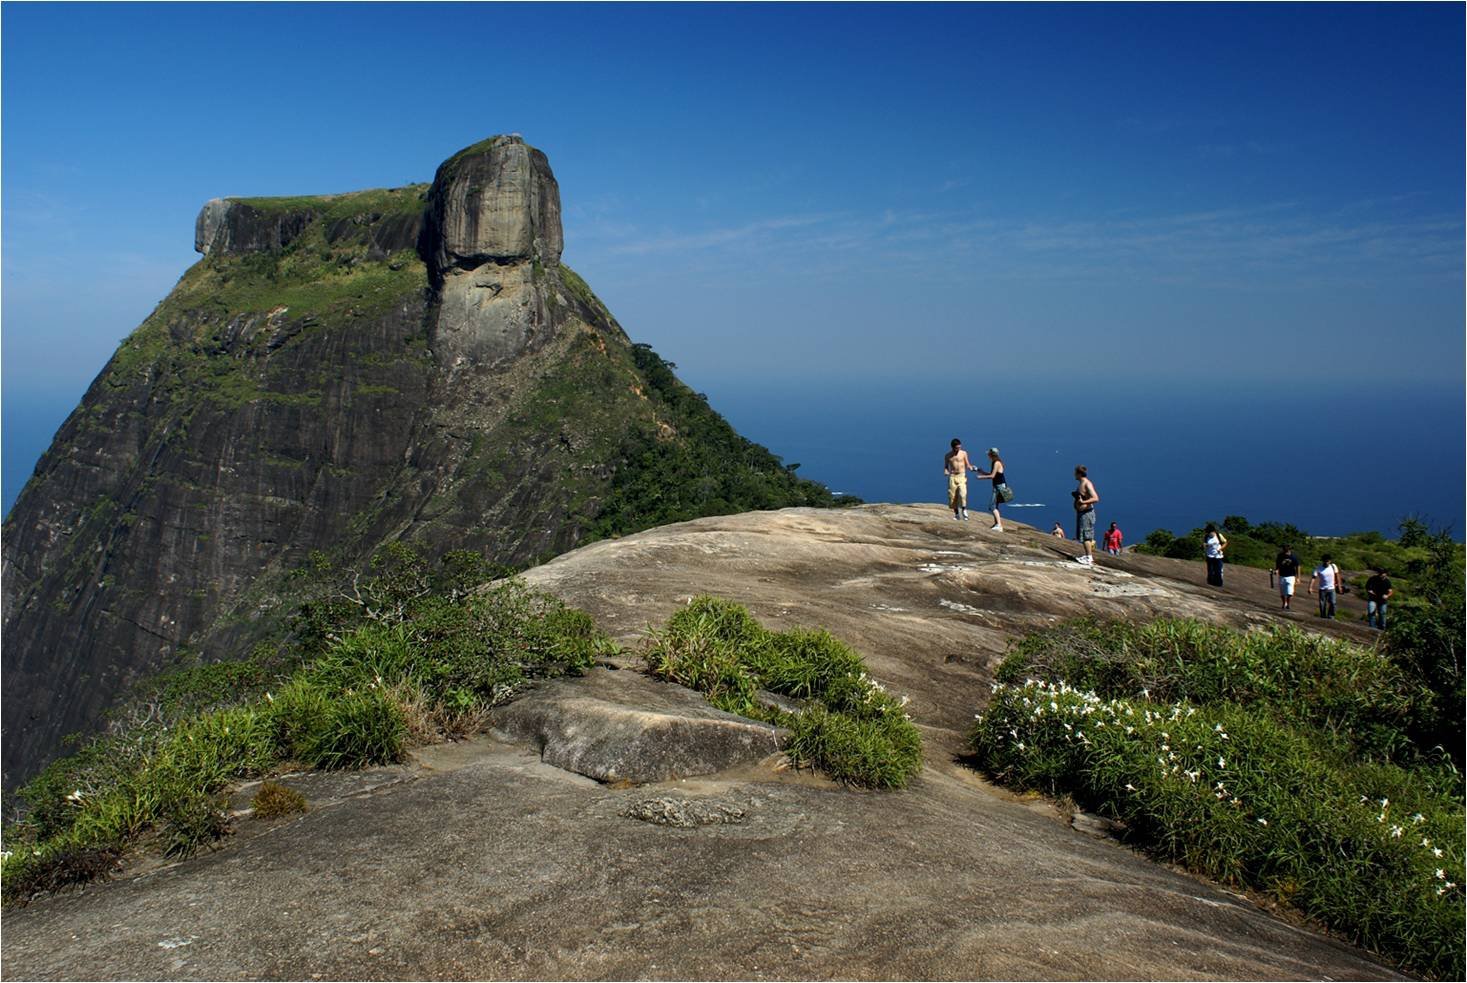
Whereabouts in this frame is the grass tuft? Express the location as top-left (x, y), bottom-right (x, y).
top-left (251, 781), bottom-right (307, 819)
top-left (644, 596), bottom-right (922, 788)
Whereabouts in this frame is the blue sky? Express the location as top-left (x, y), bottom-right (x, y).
top-left (4, 2), bottom-right (1464, 512)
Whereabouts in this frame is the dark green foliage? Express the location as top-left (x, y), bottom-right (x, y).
top-left (644, 596), bottom-right (922, 788)
top-left (1383, 529), bottom-right (1465, 766)
top-left (972, 618), bottom-right (1465, 980)
top-left (585, 345), bottom-right (858, 540)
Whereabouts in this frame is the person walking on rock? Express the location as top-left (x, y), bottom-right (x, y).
top-left (1274, 544), bottom-right (1301, 611)
top-left (1072, 466), bottom-right (1099, 565)
top-left (1309, 554), bottom-right (1341, 619)
top-left (944, 439), bottom-right (978, 521)
top-left (1203, 523), bottom-right (1228, 586)
top-left (975, 448), bottom-right (1009, 531)
top-left (1366, 567), bottom-right (1394, 629)
top-left (1103, 522), bottom-right (1123, 556)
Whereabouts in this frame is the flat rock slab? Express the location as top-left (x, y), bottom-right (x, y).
top-left (1, 743), bottom-right (1403, 981)
top-left (489, 668), bottom-right (783, 783)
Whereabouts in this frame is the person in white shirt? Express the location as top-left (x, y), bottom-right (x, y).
top-left (1203, 524), bottom-right (1228, 586)
top-left (1308, 554), bottom-right (1341, 619)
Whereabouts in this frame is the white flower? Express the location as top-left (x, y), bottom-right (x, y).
top-left (1217, 756), bottom-right (1226, 768)
top-left (1422, 838), bottom-right (1432, 848)
top-left (1411, 812), bottom-right (1424, 823)
top-left (1257, 818), bottom-right (1268, 826)
top-left (1447, 882), bottom-right (1457, 890)
top-left (1016, 742), bottom-right (1026, 751)
top-left (1379, 798), bottom-right (1389, 808)
top-left (1435, 869), bottom-right (1446, 880)
top-left (1390, 826), bottom-right (1403, 838)
top-left (1125, 783), bottom-right (1137, 792)
top-left (1433, 848), bottom-right (1443, 858)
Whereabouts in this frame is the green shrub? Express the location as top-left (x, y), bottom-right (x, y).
top-left (786, 704), bottom-right (924, 789)
top-left (998, 618), bottom-right (1425, 762)
top-left (972, 618), bottom-right (1466, 981)
top-left (298, 689), bottom-right (405, 770)
top-left (644, 596), bottom-right (922, 788)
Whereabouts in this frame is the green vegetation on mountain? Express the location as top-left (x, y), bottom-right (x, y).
top-left (107, 185), bottom-right (431, 404)
top-left (969, 614), bottom-right (1465, 980)
top-left (585, 344), bottom-right (857, 540)
top-left (645, 596), bottom-right (922, 789)
top-left (1, 546), bottom-right (610, 906)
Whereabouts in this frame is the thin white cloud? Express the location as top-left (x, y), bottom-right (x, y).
top-left (570, 196), bottom-right (1463, 292)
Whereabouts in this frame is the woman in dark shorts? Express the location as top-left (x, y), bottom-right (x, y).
top-left (976, 448), bottom-right (1008, 531)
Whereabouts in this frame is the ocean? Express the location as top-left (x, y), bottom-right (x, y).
top-left (703, 378), bottom-right (1466, 542)
top-left (6, 380), bottom-right (1464, 542)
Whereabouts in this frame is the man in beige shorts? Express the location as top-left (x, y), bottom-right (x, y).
top-left (944, 438), bottom-right (977, 520)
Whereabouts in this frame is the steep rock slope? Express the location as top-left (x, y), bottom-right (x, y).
top-left (2, 136), bottom-right (838, 786)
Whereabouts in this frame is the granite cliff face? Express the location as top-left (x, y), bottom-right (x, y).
top-left (2, 136), bottom-right (837, 786)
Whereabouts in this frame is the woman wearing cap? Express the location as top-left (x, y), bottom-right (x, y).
top-left (974, 448), bottom-right (1008, 531)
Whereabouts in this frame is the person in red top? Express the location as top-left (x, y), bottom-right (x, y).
top-left (1103, 521), bottom-right (1123, 556)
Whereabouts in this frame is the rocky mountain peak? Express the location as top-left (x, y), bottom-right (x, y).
top-left (426, 134), bottom-right (563, 276)
top-left (3, 135), bottom-right (838, 788)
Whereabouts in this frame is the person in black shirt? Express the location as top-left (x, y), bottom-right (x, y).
top-left (1274, 546), bottom-right (1301, 611)
top-left (1366, 568), bottom-right (1394, 629)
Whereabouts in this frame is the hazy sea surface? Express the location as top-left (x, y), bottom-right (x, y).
top-left (6, 380), bottom-right (1464, 542)
top-left (704, 378), bottom-right (1466, 542)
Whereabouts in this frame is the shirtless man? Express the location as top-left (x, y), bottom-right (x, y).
top-left (1072, 465), bottom-right (1100, 565)
top-left (944, 439), bottom-right (978, 520)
